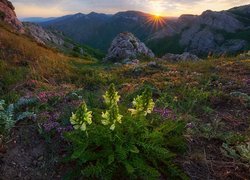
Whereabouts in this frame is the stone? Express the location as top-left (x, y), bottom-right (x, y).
top-left (24, 22), bottom-right (64, 45)
top-left (147, 61), bottom-right (159, 68)
top-left (162, 52), bottom-right (201, 62)
top-left (104, 32), bottom-right (154, 62)
top-left (149, 5), bottom-right (248, 56)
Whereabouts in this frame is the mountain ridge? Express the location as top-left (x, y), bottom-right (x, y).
top-left (40, 10), bottom-right (168, 51)
top-left (38, 5), bottom-right (250, 56)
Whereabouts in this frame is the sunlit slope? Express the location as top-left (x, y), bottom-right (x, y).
top-left (0, 24), bottom-right (94, 80)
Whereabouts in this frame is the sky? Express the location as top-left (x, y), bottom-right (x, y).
top-left (12, 0), bottom-right (250, 18)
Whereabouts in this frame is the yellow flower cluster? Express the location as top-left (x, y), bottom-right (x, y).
top-left (70, 102), bottom-right (92, 131)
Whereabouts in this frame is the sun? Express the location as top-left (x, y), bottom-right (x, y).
top-left (145, 1), bottom-right (167, 29)
top-left (145, 14), bottom-right (166, 30)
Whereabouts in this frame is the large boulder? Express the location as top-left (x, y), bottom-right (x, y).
top-left (0, 0), bottom-right (24, 33)
top-left (162, 52), bottom-right (201, 62)
top-left (104, 32), bottom-right (154, 62)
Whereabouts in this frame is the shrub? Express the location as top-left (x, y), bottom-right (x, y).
top-left (221, 142), bottom-right (250, 164)
top-left (237, 142), bottom-right (250, 163)
top-left (0, 98), bottom-right (36, 134)
top-left (65, 84), bottom-right (187, 179)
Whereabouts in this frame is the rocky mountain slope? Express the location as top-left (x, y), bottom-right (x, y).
top-left (0, 0), bottom-right (103, 60)
top-left (148, 5), bottom-right (250, 56)
top-left (24, 22), bottom-right (64, 45)
top-left (0, 0), bottom-right (24, 33)
top-left (39, 5), bottom-right (250, 56)
top-left (24, 22), bottom-right (104, 59)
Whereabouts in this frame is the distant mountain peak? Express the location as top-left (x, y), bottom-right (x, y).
top-left (88, 12), bottom-right (98, 15)
top-left (114, 10), bottom-right (150, 17)
top-left (73, 13), bottom-right (85, 18)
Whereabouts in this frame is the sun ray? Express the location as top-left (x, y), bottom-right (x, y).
top-left (145, 14), bottom-right (167, 30)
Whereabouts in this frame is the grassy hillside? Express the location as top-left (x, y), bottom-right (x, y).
top-left (0, 22), bottom-right (96, 101)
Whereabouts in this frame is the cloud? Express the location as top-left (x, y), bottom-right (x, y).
top-left (11, 0), bottom-right (250, 18)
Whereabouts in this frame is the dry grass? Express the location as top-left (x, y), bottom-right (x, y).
top-left (0, 23), bottom-right (93, 83)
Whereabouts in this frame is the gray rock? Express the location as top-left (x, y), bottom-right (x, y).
top-left (182, 27), bottom-right (223, 55)
top-left (24, 22), bottom-right (64, 45)
top-left (79, 48), bottom-right (84, 55)
top-left (219, 39), bottom-right (247, 54)
top-left (162, 52), bottom-right (201, 62)
top-left (198, 10), bottom-right (243, 33)
top-left (125, 59), bottom-right (140, 65)
top-left (147, 61), bottom-right (159, 68)
top-left (114, 62), bottom-right (122, 66)
top-left (104, 32), bottom-right (154, 62)
top-left (149, 6), bottom-right (248, 56)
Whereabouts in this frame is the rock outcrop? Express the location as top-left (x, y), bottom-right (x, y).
top-left (162, 52), bottom-right (201, 62)
top-left (24, 22), bottom-right (64, 45)
top-left (198, 10), bottom-right (244, 33)
top-left (149, 5), bottom-right (249, 56)
top-left (0, 0), bottom-right (24, 33)
top-left (104, 32), bottom-right (154, 62)
top-left (23, 22), bottom-right (88, 56)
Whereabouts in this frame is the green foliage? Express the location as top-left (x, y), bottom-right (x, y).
top-left (221, 142), bottom-right (250, 163)
top-left (0, 61), bottom-right (28, 97)
top-left (237, 142), bottom-right (250, 163)
top-left (0, 100), bottom-right (15, 133)
top-left (69, 63), bottom-right (111, 88)
top-left (230, 91), bottom-right (250, 107)
top-left (65, 84), bottom-right (187, 179)
top-left (14, 97), bottom-right (38, 110)
top-left (157, 86), bottom-right (211, 115)
top-left (147, 35), bottom-right (184, 57)
top-left (221, 143), bottom-right (240, 159)
top-left (197, 118), bottom-right (225, 140)
top-left (0, 98), bottom-right (36, 134)
top-left (216, 29), bottom-right (250, 50)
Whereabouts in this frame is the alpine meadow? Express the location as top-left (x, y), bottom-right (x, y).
top-left (0, 0), bottom-right (250, 179)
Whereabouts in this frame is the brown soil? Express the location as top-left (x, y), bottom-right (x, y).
top-left (180, 138), bottom-right (250, 180)
top-left (0, 121), bottom-right (64, 180)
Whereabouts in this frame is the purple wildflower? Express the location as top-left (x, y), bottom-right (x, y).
top-left (42, 112), bottom-right (61, 132)
top-left (154, 108), bottom-right (172, 117)
top-left (56, 125), bottom-right (73, 133)
top-left (43, 119), bottom-right (60, 132)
